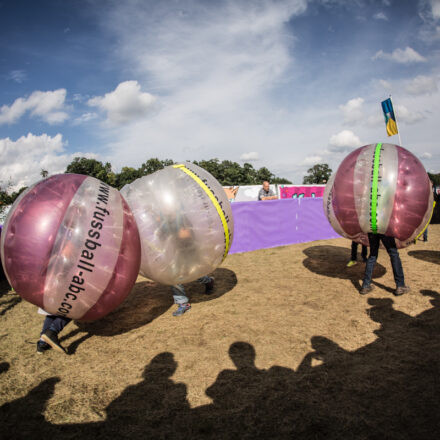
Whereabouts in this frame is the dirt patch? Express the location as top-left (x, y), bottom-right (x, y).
top-left (1, 226), bottom-right (439, 439)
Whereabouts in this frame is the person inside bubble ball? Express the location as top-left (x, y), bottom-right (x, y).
top-left (157, 209), bottom-right (215, 317)
top-left (258, 181), bottom-right (277, 201)
top-left (346, 241), bottom-right (368, 267)
top-left (37, 308), bottom-right (71, 354)
top-left (360, 234), bottom-right (410, 296)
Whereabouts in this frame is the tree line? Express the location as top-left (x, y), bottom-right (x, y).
top-left (1, 156), bottom-right (438, 208)
top-left (0, 157), bottom-right (293, 207)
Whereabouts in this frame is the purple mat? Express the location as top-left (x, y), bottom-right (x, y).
top-left (229, 198), bottom-right (341, 254)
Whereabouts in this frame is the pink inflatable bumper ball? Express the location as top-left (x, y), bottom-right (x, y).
top-left (324, 143), bottom-right (434, 248)
top-left (0, 174), bottom-right (141, 321)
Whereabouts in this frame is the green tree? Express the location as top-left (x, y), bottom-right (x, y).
top-left (65, 157), bottom-right (115, 185)
top-left (303, 163), bottom-right (332, 184)
top-left (139, 158), bottom-right (174, 176)
top-left (40, 169), bottom-right (49, 178)
top-left (272, 176), bottom-right (292, 184)
top-left (256, 166), bottom-right (273, 183)
top-left (428, 172), bottom-right (440, 187)
top-left (0, 184), bottom-right (27, 207)
top-left (114, 167), bottom-right (140, 190)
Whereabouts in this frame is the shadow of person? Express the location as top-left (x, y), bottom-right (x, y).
top-left (0, 377), bottom-right (60, 439)
top-left (100, 352), bottom-right (190, 439)
top-left (296, 336), bottom-right (350, 375)
top-left (62, 269), bottom-right (237, 354)
top-left (0, 362), bottom-right (9, 374)
top-left (205, 342), bottom-right (266, 408)
top-left (183, 267), bottom-right (238, 304)
top-left (60, 280), bottom-right (174, 354)
top-left (191, 342), bottom-right (274, 438)
top-left (407, 250), bottom-right (440, 265)
top-left (302, 245), bottom-right (386, 290)
top-left (0, 284), bottom-right (21, 316)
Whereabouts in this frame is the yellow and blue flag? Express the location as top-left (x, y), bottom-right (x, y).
top-left (381, 98), bottom-right (398, 136)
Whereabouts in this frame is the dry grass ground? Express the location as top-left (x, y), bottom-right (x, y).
top-left (1, 226), bottom-right (439, 439)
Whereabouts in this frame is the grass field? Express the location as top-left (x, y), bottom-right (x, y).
top-left (1, 226), bottom-right (439, 439)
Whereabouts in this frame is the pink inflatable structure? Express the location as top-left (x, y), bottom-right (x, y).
top-left (324, 143), bottom-right (433, 248)
top-left (0, 174), bottom-right (141, 321)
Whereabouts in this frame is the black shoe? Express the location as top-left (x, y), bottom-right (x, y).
top-left (205, 278), bottom-right (215, 294)
top-left (41, 330), bottom-right (67, 354)
top-left (36, 340), bottom-right (51, 354)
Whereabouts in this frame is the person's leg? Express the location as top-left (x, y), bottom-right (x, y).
top-left (381, 236), bottom-right (406, 291)
top-left (361, 245), bottom-right (368, 262)
top-left (197, 276), bottom-right (215, 294)
top-left (37, 316), bottom-right (56, 354)
top-left (347, 242), bottom-right (358, 267)
top-left (423, 227), bottom-right (428, 241)
top-left (351, 241), bottom-right (358, 261)
top-left (41, 316), bottom-right (72, 354)
top-left (172, 284), bottom-right (191, 316)
top-left (361, 234), bottom-right (380, 292)
top-left (40, 316), bottom-right (56, 336)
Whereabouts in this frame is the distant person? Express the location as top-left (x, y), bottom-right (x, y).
top-left (258, 181), bottom-right (277, 201)
top-left (360, 234), bottom-right (410, 296)
top-left (37, 308), bottom-right (71, 354)
top-left (346, 241), bottom-right (368, 267)
top-left (421, 179), bottom-right (435, 242)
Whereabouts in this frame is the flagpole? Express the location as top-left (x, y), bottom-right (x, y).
top-left (389, 95), bottom-right (402, 146)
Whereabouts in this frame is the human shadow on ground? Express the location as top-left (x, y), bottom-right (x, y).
top-left (407, 250), bottom-right (440, 265)
top-left (0, 280), bottom-right (21, 317)
top-left (0, 377), bottom-right (60, 439)
top-left (302, 245), bottom-right (386, 290)
top-left (61, 268), bottom-right (237, 354)
top-left (0, 362), bottom-right (9, 374)
top-left (4, 289), bottom-right (440, 439)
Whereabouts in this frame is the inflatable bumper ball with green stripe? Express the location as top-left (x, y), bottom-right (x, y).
top-left (323, 143), bottom-right (434, 248)
top-left (121, 162), bottom-right (234, 285)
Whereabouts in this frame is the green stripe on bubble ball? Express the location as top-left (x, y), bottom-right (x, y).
top-left (371, 143), bottom-right (382, 234)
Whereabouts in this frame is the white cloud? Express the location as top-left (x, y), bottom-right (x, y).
top-left (0, 133), bottom-right (97, 191)
top-left (7, 70), bottom-right (26, 83)
top-left (378, 79), bottom-right (392, 90)
top-left (372, 47), bottom-right (427, 63)
top-left (96, 1), bottom-right (308, 172)
top-left (240, 152), bottom-right (260, 161)
top-left (88, 80), bottom-right (156, 124)
top-left (373, 12), bottom-right (388, 21)
top-left (428, 0), bottom-right (440, 20)
top-left (73, 112), bottom-right (98, 125)
top-left (0, 89), bottom-right (69, 125)
top-left (339, 97), bottom-right (364, 123)
top-left (421, 152), bottom-right (432, 159)
top-left (395, 105), bottom-right (425, 124)
top-left (302, 155), bottom-right (323, 165)
top-left (405, 75), bottom-right (438, 95)
top-left (329, 130), bottom-right (362, 152)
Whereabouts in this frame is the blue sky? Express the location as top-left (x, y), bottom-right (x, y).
top-left (1, 0), bottom-right (439, 189)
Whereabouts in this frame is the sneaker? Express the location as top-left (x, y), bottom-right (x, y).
top-left (204, 277), bottom-right (215, 294)
top-left (173, 303), bottom-right (191, 317)
top-left (394, 286), bottom-right (410, 296)
top-left (36, 340), bottom-right (51, 354)
top-left (346, 260), bottom-right (357, 267)
top-left (41, 330), bottom-right (67, 354)
top-left (360, 285), bottom-right (374, 295)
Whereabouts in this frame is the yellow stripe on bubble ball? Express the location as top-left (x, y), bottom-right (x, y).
top-left (173, 164), bottom-right (230, 261)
